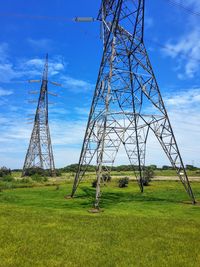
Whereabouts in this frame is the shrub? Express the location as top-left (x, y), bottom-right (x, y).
top-left (1, 175), bottom-right (14, 182)
top-left (31, 174), bottom-right (43, 182)
top-left (102, 173), bottom-right (111, 182)
top-left (186, 165), bottom-right (197, 171)
top-left (143, 167), bottom-right (155, 186)
top-left (118, 177), bottom-right (129, 188)
top-left (0, 167), bottom-right (12, 177)
top-left (21, 177), bottom-right (33, 184)
top-left (31, 174), bottom-right (48, 183)
top-left (55, 169), bottom-right (62, 176)
top-left (23, 167), bottom-right (51, 177)
top-left (92, 180), bottom-right (97, 188)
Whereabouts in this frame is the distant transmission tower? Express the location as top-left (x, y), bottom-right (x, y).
top-left (22, 54), bottom-right (56, 177)
top-left (71, 0), bottom-right (196, 207)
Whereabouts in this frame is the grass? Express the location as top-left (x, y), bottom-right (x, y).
top-left (11, 169), bottom-right (200, 180)
top-left (0, 180), bottom-right (200, 267)
top-left (111, 170), bottom-right (200, 177)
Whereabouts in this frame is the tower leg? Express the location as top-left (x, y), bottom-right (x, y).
top-left (95, 166), bottom-right (102, 209)
top-left (150, 117), bottom-right (196, 204)
top-left (123, 120), bottom-right (149, 192)
top-left (70, 120), bottom-right (100, 197)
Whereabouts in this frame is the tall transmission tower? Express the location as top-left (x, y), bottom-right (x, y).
top-left (71, 0), bottom-right (196, 208)
top-left (22, 54), bottom-right (56, 177)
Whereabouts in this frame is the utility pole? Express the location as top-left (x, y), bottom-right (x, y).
top-left (71, 0), bottom-right (196, 208)
top-left (22, 54), bottom-right (56, 177)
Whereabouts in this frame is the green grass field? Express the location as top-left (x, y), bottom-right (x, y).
top-left (10, 169), bottom-right (200, 180)
top-left (0, 180), bottom-right (200, 267)
top-left (110, 170), bottom-right (200, 177)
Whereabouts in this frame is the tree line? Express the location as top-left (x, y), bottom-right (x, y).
top-left (4, 164), bottom-right (200, 174)
top-left (60, 164), bottom-right (199, 173)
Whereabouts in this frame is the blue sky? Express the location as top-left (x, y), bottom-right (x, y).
top-left (0, 0), bottom-right (200, 169)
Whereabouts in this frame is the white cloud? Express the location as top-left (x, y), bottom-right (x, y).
top-left (0, 88), bottom-right (13, 96)
top-left (162, 0), bottom-right (200, 79)
top-left (0, 42), bottom-right (93, 96)
top-left (0, 42), bottom-right (66, 81)
top-left (163, 28), bottom-right (200, 79)
top-left (164, 88), bottom-right (200, 106)
top-left (25, 58), bottom-right (44, 68)
top-left (23, 57), bottom-right (65, 76)
top-left (0, 64), bottom-right (17, 82)
top-left (62, 76), bottom-right (94, 92)
top-left (161, 88), bottom-right (200, 166)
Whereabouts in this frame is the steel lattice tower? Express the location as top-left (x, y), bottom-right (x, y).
top-left (22, 54), bottom-right (56, 177)
top-left (71, 0), bottom-right (196, 207)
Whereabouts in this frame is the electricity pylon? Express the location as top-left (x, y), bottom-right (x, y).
top-left (71, 0), bottom-right (196, 207)
top-left (22, 54), bottom-right (56, 177)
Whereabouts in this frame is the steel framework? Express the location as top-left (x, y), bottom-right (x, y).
top-left (22, 54), bottom-right (56, 177)
top-left (71, 0), bottom-right (196, 207)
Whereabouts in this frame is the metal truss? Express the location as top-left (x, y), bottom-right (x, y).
top-left (71, 0), bottom-right (196, 207)
top-left (22, 54), bottom-right (56, 177)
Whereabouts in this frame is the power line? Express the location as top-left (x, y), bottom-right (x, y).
top-left (0, 12), bottom-right (73, 22)
top-left (1, 9), bottom-right (200, 67)
top-left (0, 13), bottom-right (98, 23)
top-left (164, 0), bottom-right (200, 18)
top-left (0, 1), bottom-right (199, 21)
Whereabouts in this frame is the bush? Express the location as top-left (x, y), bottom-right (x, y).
top-left (62, 164), bottom-right (96, 173)
top-left (1, 175), bottom-right (14, 182)
top-left (118, 177), bottom-right (129, 188)
top-left (55, 169), bottom-right (62, 176)
top-left (23, 167), bottom-right (51, 177)
top-left (31, 174), bottom-right (48, 183)
top-left (143, 167), bottom-right (155, 186)
top-left (92, 180), bottom-right (97, 188)
top-left (21, 177), bottom-right (33, 184)
top-left (0, 167), bottom-right (12, 177)
top-left (102, 173), bottom-right (111, 182)
top-left (44, 177), bottom-right (48, 182)
top-left (186, 165), bottom-right (197, 171)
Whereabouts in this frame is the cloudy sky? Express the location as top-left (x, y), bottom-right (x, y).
top-left (0, 0), bottom-right (200, 169)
